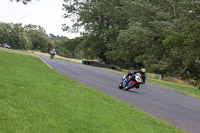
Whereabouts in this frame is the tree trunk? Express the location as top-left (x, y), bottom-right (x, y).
top-left (175, 64), bottom-right (188, 78)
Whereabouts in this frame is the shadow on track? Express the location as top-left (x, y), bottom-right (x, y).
top-left (128, 90), bottom-right (140, 93)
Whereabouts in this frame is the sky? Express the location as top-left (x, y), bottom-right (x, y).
top-left (0, 0), bottom-right (80, 39)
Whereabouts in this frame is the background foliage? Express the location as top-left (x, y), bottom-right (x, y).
top-left (62, 0), bottom-right (200, 81)
top-left (2, 0), bottom-right (200, 83)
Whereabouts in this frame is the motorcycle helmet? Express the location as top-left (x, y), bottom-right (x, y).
top-left (141, 68), bottom-right (146, 74)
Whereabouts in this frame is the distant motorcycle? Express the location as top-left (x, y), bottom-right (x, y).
top-left (50, 49), bottom-right (56, 59)
top-left (50, 54), bottom-right (55, 59)
top-left (119, 73), bottom-right (143, 91)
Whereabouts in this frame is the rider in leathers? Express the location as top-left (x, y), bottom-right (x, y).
top-left (50, 49), bottom-right (56, 59)
top-left (123, 68), bottom-right (146, 89)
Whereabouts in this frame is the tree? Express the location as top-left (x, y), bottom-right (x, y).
top-left (24, 24), bottom-right (55, 52)
top-left (49, 33), bottom-right (68, 41)
top-left (10, 0), bottom-right (31, 4)
top-left (162, 0), bottom-right (200, 77)
top-left (56, 37), bottom-right (82, 58)
top-left (63, 0), bottom-right (200, 81)
top-left (0, 22), bottom-right (32, 49)
top-left (0, 22), bottom-right (11, 44)
top-left (63, 0), bottom-right (126, 62)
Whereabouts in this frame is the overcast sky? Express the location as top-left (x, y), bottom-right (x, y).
top-left (0, 0), bottom-right (80, 39)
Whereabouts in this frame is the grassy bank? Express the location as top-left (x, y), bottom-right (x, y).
top-left (0, 50), bottom-right (184, 132)
top-left (147, 78), bottom-right (200, 99)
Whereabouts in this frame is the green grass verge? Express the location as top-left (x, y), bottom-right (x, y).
top-left (147, 78), bottom-right (200, 99)
top-left (0, 50), bottom-right (184, 133)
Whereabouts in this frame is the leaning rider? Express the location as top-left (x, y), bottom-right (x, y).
top-left (123, 68), bottom-right (146, 88)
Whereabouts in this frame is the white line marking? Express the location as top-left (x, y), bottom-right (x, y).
top-left (39, 57), bottom-right (52, 69)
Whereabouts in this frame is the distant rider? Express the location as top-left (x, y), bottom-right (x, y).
top-left (123, 68), bottom-right (146, 88)
top-left (50, 49), bottom-right (56, 59)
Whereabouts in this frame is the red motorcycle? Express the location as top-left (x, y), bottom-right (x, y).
top-left (119, 73), bottom-right (143, 91)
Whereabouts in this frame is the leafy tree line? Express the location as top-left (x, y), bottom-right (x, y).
top-left (10, 0), bottom-right (31, 4)
top-left (4, 0), bottom-right (200, 86)
top-left (0, 22), bottom-right (55, 53)
top-left (0, 21), bottom-right (79, 59)
top-left (62, 0), bottom-right (200, 82)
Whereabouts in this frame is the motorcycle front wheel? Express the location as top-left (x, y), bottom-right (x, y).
top-left (51, 54), bottom-right (54, 59)
top-left (119, 82), bottom-right (123, 89)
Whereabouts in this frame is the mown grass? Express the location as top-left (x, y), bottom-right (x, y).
top-left (147, 78), bottom-right (200, 99)
top-left (0, 50), bottom-right (184, 133)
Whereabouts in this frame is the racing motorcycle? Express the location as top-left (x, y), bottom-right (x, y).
top-left (119, 73), bottom-right (143, 91)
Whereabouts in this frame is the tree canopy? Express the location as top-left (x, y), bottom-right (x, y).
top-left (0, 22), bottom-right (55, 52)
top-left (62, 0), bottom-right (200, 80)
top-left (10, 0), bottom-right (31, 4)
top-left (3, 0), bottom-right (200, 81)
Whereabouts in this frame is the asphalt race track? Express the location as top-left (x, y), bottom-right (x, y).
top-left (41, 56), bottom-right (200, 133)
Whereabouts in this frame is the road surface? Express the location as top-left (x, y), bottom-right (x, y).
top-left (39, 56), bottom-right (200, 133)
